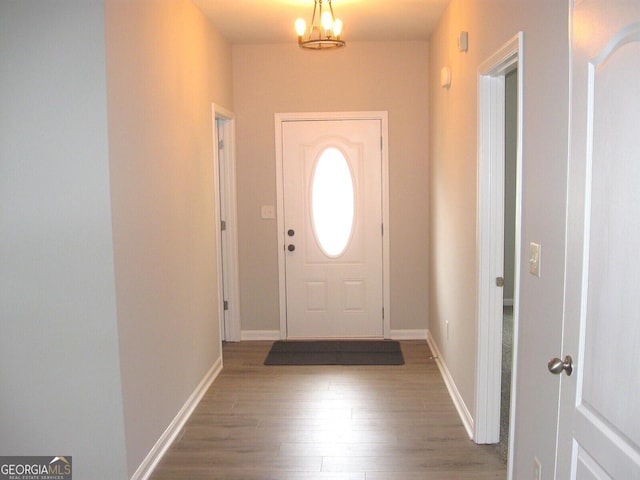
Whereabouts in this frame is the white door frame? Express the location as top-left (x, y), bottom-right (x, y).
top-left (212, 103), bottom-right (241, 342)
top-left (475, 33), bottom-right (523, 475)
top-left (275, 111), bottom-right (390, 339)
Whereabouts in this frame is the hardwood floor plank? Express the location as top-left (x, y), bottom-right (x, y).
top-left (320, 453), bottom-right (504, 473)
top-left (365, 473), bottom-right (505, 480)
top-left (151, 469), bottom-right (365, 480)
top-left (149, 340), bottom-right (506, 479)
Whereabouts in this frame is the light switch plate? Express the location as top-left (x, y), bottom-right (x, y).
top-left (529, 242), bottom-right (541, 277)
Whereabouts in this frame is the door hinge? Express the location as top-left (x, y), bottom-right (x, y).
top-left (221, 220), bottom-right (227, 231)
top-left (381, 223), bottom-right (384, 236)
top-left (223, 300), bottom-right (229, 311)
top-left (380, 136), bottom-right (383, 150)
top-left (218, 139), bottom-right (224, 150)
top-left (382, 307), bottom-right (385, 320)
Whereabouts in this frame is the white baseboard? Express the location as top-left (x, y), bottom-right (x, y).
top-left (426, 331), bottom-right (474, 439)
top-left (241, 330), bottom-right (281, 341)
top-left (240, 330), bottom-right (427, 341)
top-left (131, 355), bottom-right (224, 480)
top-left (240, 329), bottom-right (427, 341)
top-left (389, 329), bottom-right (428, 340)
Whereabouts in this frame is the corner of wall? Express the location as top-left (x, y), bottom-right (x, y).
top-left (426, 331), bottom-right (474, 438)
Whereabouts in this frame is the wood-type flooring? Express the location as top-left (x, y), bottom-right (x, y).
top-left (150, 340), bottom-right (506, 480)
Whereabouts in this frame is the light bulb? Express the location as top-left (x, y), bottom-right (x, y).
top-left (321, 11), bottom-right (333, 31)
top-left (333, 18), bottom-right (343, 37)
top-left (295, 18), bottom-right (306, 37)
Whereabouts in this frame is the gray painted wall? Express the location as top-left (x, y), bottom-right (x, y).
top-left (1, 1), bottom-right (232, 477)
top-left (232, 42), bottom-right (430, 335)
top-left (429, 1), bottom-right (569, 477)
top-left (0, 2), bottom-right (128, 478)
top-left (104, 1), bottom-right (231, 474)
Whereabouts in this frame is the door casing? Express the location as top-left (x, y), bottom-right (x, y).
top-left (275, 111), bottom-right (390, 339)
top-left (213, 103), bottom-right (241, 342)
top-left (475, 34), bottom-right (523, 479)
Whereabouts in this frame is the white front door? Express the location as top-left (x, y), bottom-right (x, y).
top-left (556, 1), bottom-right (640, 477)
top-left (281, 119), bottom-right (383, 338)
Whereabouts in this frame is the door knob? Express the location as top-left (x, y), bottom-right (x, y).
top-left (287, 244), bottom-right (296, 252)
top-left (548, 355), bottom-right (573, 376)
top-left (287, 229), bottom-right (295, 237)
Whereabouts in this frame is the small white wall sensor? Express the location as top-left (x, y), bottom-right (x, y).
top-left (440, 66), bottom-right (451, 89)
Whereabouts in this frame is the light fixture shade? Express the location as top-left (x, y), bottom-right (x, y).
top-left (295, 18), bottom-right (306, 37)
top-left (321, 11), bottom-right (333, 31)
top-left (333, 18), bottom-right (343, 37)
top-left (295, 0), bottom-right (345, 50)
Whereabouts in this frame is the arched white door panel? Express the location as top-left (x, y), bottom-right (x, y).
top-left (556, 4), bottom-right (640, 478)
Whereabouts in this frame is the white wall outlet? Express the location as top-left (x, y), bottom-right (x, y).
top-left (529, 242), bottom-right (541, 277)
top-left (261, 205), bottom-right (275, 219)
top-left (534, 456), bottom-right (541, 480)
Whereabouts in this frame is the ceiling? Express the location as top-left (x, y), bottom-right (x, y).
top-left (192, 0), bottom-right (450, 45)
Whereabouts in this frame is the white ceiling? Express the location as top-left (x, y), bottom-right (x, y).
top-left (192, 0), bottom-right (450, 45)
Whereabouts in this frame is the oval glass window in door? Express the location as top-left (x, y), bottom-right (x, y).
top-left (310, 147), bottom-right (355, 257)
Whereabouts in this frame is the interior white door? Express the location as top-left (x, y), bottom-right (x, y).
top-left (282, 119), bottom-right (383, 338)
top-left (556, 1), bottom-right (640, 478)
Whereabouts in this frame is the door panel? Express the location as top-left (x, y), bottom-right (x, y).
top-left (282, 119), bottom-right (383, 338)
top-left (557, 2), bottom-right (640, 477)
top-left (576, 446), bottom-right (614, 480)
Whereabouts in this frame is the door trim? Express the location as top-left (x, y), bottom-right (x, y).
top-left (274, 111), bottom-right (390, 339)
top-left (475, 33), bottom-right (523, 476)
top-left (213, 103), bottom-right (241, 342)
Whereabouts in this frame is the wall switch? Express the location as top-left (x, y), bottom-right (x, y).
top-left (261, 205), bottom-right (275, 219)
top-left (534, 457), bottom-right (541, 480)
top-left (529, 242), bottom-right (541, 277)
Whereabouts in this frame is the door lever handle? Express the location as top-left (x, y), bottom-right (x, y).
top-left (548, 355), bottom-right (573, 376)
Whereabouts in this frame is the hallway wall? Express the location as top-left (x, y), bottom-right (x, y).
top-left (232, 41), bottom-right (430, 335)
top-left (0, 2), bottom-right (128, 478)
top-left (428, 0), bottom-right (570, 477)
top-left (104, 0), bottom-right (233, 475)
top-left (0, 1), bottom-right (233, 478)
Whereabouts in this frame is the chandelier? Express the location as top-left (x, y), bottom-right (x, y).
top-left (295, 0), bottom-right (345, 50)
